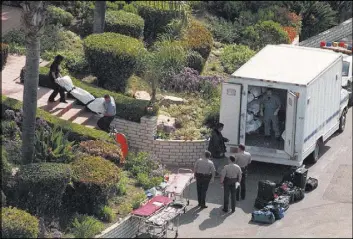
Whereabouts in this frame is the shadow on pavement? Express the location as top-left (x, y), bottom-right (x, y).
top-left (198, 207), bottom-right (232, 231)
top-left (178, 206), bottom-right (202, 226)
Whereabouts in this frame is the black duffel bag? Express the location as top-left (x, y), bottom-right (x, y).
top-left (305, 177), bottom-right (318, 192)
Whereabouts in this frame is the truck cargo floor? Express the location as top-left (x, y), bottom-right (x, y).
top-left (245, 133), bottom-right (284, 150)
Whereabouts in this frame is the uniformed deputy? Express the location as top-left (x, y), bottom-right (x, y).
top-left (220, 156), bottom-right (242, 213)
top-left (260, 89), bottom-right (281, 140)
top-left (194, 150), bottom-right (216, 209)
top-left (235, 144), bottom-right (252, 201)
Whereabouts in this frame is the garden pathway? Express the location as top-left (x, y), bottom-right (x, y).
top-left (1, 54), bottom-right (99, 128)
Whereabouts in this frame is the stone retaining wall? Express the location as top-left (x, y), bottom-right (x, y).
top-left (110, 116), bottom-right (209, 166)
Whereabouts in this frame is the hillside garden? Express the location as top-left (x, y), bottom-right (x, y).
top-left (1, 1), bottom-right (351, 237)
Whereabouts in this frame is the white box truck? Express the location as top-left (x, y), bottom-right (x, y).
top-left (220, 44), bottom-right (349, 166)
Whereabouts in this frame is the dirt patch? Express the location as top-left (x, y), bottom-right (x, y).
top-left (323, 164), bottom-right (352, 203)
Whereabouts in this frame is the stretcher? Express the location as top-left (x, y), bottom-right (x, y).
top-left (132, 196), bottom-right (183, 238)
top-left (164, 168), bottom-right (194, 208)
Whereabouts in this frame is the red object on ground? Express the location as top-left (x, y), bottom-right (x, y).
top-left (115, 133), bottom-right (128, 159)
top-left (339, 42), bottom-right (345, 47)
top-left (132, 195), bottom-right (173, 217)
top-left (320, 41), bottom-right (326, 47)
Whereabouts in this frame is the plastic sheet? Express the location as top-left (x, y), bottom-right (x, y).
top-left (55, 76), bottom-right (74, 92)
top-left (246, 118), bottom-right (263, 133)
top-left (247, 112), bottom-right (254, 122)
top-left (247, 93), bottom-right (255, 102)
top-left (248, 99), bottom-right (261, 115)
top-left (86, 97), bottom-right (116, 115)
top-left (70, 87), bottom-right (95, 105)
top-left (249, 86), bottom-right (263, 98)
top-left (281, 130), bottom-right (286, 140)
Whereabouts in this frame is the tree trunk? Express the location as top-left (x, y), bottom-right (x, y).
top-left (21, 1), bottom-right (47, 164)
top-left (93, 1), bottom-right (106, 33)
top-left (151, 77), bottom-right (156, 103)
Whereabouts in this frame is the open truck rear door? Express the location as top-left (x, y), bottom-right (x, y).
top-left (284, 91), bottom-right (298, 157)
top-left (219, 83), bottom-right (242, 145)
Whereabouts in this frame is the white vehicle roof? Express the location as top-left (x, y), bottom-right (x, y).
top-left (232, 44), bottom-right (342, 85)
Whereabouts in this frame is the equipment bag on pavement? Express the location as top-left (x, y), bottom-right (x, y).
top-left (264, 204), bottom-right (285, 220)
top-left (251, 209), bottom-right (275, 224)
top-left (305, 177), bottom-right (318, 192)
top-left (292, 186), bottom-right (305, 202)
top-left (257, 180), bottom-right (276, 201)
top-left (293, 167), bottom-right (308, 189)
top-left (254, 197), bottom-right (271, 209)
top-left (270, 195), bottom-right (290, 211)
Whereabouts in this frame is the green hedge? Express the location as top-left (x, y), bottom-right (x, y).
top-left (1, 43), bottom-right (9, 70)
top-left (16, 163), bottom-right (72, 215)
top-left (39, 66), bottom-right (158, 122)
top-left (105, 10), bottom-right (145, 39)
top-left (2, 207), bottom-right (39, 238)
top-left (186, 50), bottom-right (205, 73)
top-left (63, 155), bottom-right (120, 215)
top-left (47, 5), bottom-right (74, 26)
top-left (182, 20), bottom-right (214, 59)
top-left (220, 44), bottom-right (256, 74)
top-left (106, 1), bottom-right (126, 11)
top-left (84, 32), bottom-right (146, 92)
top-left (133, 1), bottom-right (181, 45)
top-left (1, 147), bottom-right (12, 188)
top-left (1, 95), bottom-right (114, 142)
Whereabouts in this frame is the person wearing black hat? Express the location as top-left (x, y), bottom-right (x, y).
top-left (208, 122), bottom-right (229, 176)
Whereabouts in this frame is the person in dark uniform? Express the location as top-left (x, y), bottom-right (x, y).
top-left (208, 122), bottom-right (229, 176)
top-left (48, 55), bottom-right (67, 103)
top-left (194, 150), bottom-right (216, 209)
top-left (97, 94), bottom-right (116, 132)
top-left (235, 144), bottom-right (252, 201)
top-left (220, 156), bottom-right (242, 213)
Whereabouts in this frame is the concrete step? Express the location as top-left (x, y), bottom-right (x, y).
top-left (83, 114), bottom-right (100, 129)
top-left (72, 109), bottom-right (95, 125)
top-left (60, 104), bottom-right (86, 121)
top-left (41, 100), bottom-right (76, 117)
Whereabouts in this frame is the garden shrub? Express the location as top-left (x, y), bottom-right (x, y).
top-left (2, 147), bottom-right (12, 188)
top-left (1, 207), bottom-right (39, 238)
top-left (203, 105), bottom-right (221, 129)
top-left (122, 3), bottom-right (138, 14)
top-left (16, 163), bottom-right (72, 216)
top-left (1, 190), bottom-right (6, 207)
top-left (166, 67), bottom-right (223, 98)
top-left (38, 67), bottom-right (158, 122)
top-left (220, 44), bottom-right (256, 74)
top-left (182, 19), bottom-right (213, 59)
top-left (2, 95), bottom-right (114, 142)
top-left (105, 10), bottom-right (144, 39)
top-left (137, 173), bottom-right (164, 190)
top-left (84, 32), bottom-right (146, 92)
top-left (96, 205), bottom-right (116, 223)
top-left (1, 43), bottom-right (9, 70)
top-left (71, 214), bottom-right (104, 238)
top-left (118, 202), bottom-right (133, 216)
top-left (47, 5), bottom-right (74, 26)
top-left (186, 50), bottom-right (205, 74)
top-left (131, 192), bottom-right (147, 209)
top-left (205, 15), bottom-right (240, 44)
top-left (2, 139), bottom-right (22, 165)
top-left (125, 152), bottom-right (165, 177)
top-left (1, 120), bottom-right (21, 140)
top-left (241, 20), bottom-right (290, 51)
top-left (65, 156), bottom-right (121, 215)
top-left (133, 1), bottom-right (182, 45)
top-left (106, 1), bottom-right (126, 11)
top-left (116, 173), bottom-right (128, 196)
top-left (79, 140), bottom-right (124, 165)
top-left (34, 125), bottom-right (75, 163)
top-left (2, 30), bottom-right (26, 55)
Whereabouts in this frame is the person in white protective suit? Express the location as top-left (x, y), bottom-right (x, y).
top-left (260, 89), bottom-right (281, 140)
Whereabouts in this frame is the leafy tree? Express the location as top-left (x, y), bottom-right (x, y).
top-left (241, 20), bottom-right (290, 51)
top-left (326, 1), bottom-right (352, 22)
top-left (20, 1), bottom-right (47, 164)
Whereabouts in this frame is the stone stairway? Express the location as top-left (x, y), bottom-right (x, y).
top-left (2, 54), bottom-right (99, 130)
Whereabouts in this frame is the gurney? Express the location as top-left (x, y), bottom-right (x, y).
top-left (132, 196), bottom-right (179, 238)
top-left (164, 168), bottom-right (194, 208)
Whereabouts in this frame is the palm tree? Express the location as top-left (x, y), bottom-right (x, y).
top-left (93, 1), bottom-right (106, 33)
top-left (20, 1), bottom-right (47, 164)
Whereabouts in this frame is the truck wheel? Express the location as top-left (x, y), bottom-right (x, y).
top-left (309, 140), bottom-right (322, 164)
top-left (338, 109), bottom-right (347, 133)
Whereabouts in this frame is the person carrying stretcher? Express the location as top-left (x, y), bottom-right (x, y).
top-left (48, 55), bottom-right (67, 103)
top-left (97, 94), bottom-right (116, 132)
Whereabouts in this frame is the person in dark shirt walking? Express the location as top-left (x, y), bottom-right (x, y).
top-left (48, 55), bottom-right (67, 103)
top-left (208, 123), bottom-right (229, 176)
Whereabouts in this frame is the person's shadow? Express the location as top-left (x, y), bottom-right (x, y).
top-left (198, 207), bottom-right (232, 231)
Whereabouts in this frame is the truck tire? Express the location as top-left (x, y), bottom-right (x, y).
top-left (308, 140), bottom-right (322, 164)
top-left (338, 109), bottom-right (347, 133)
